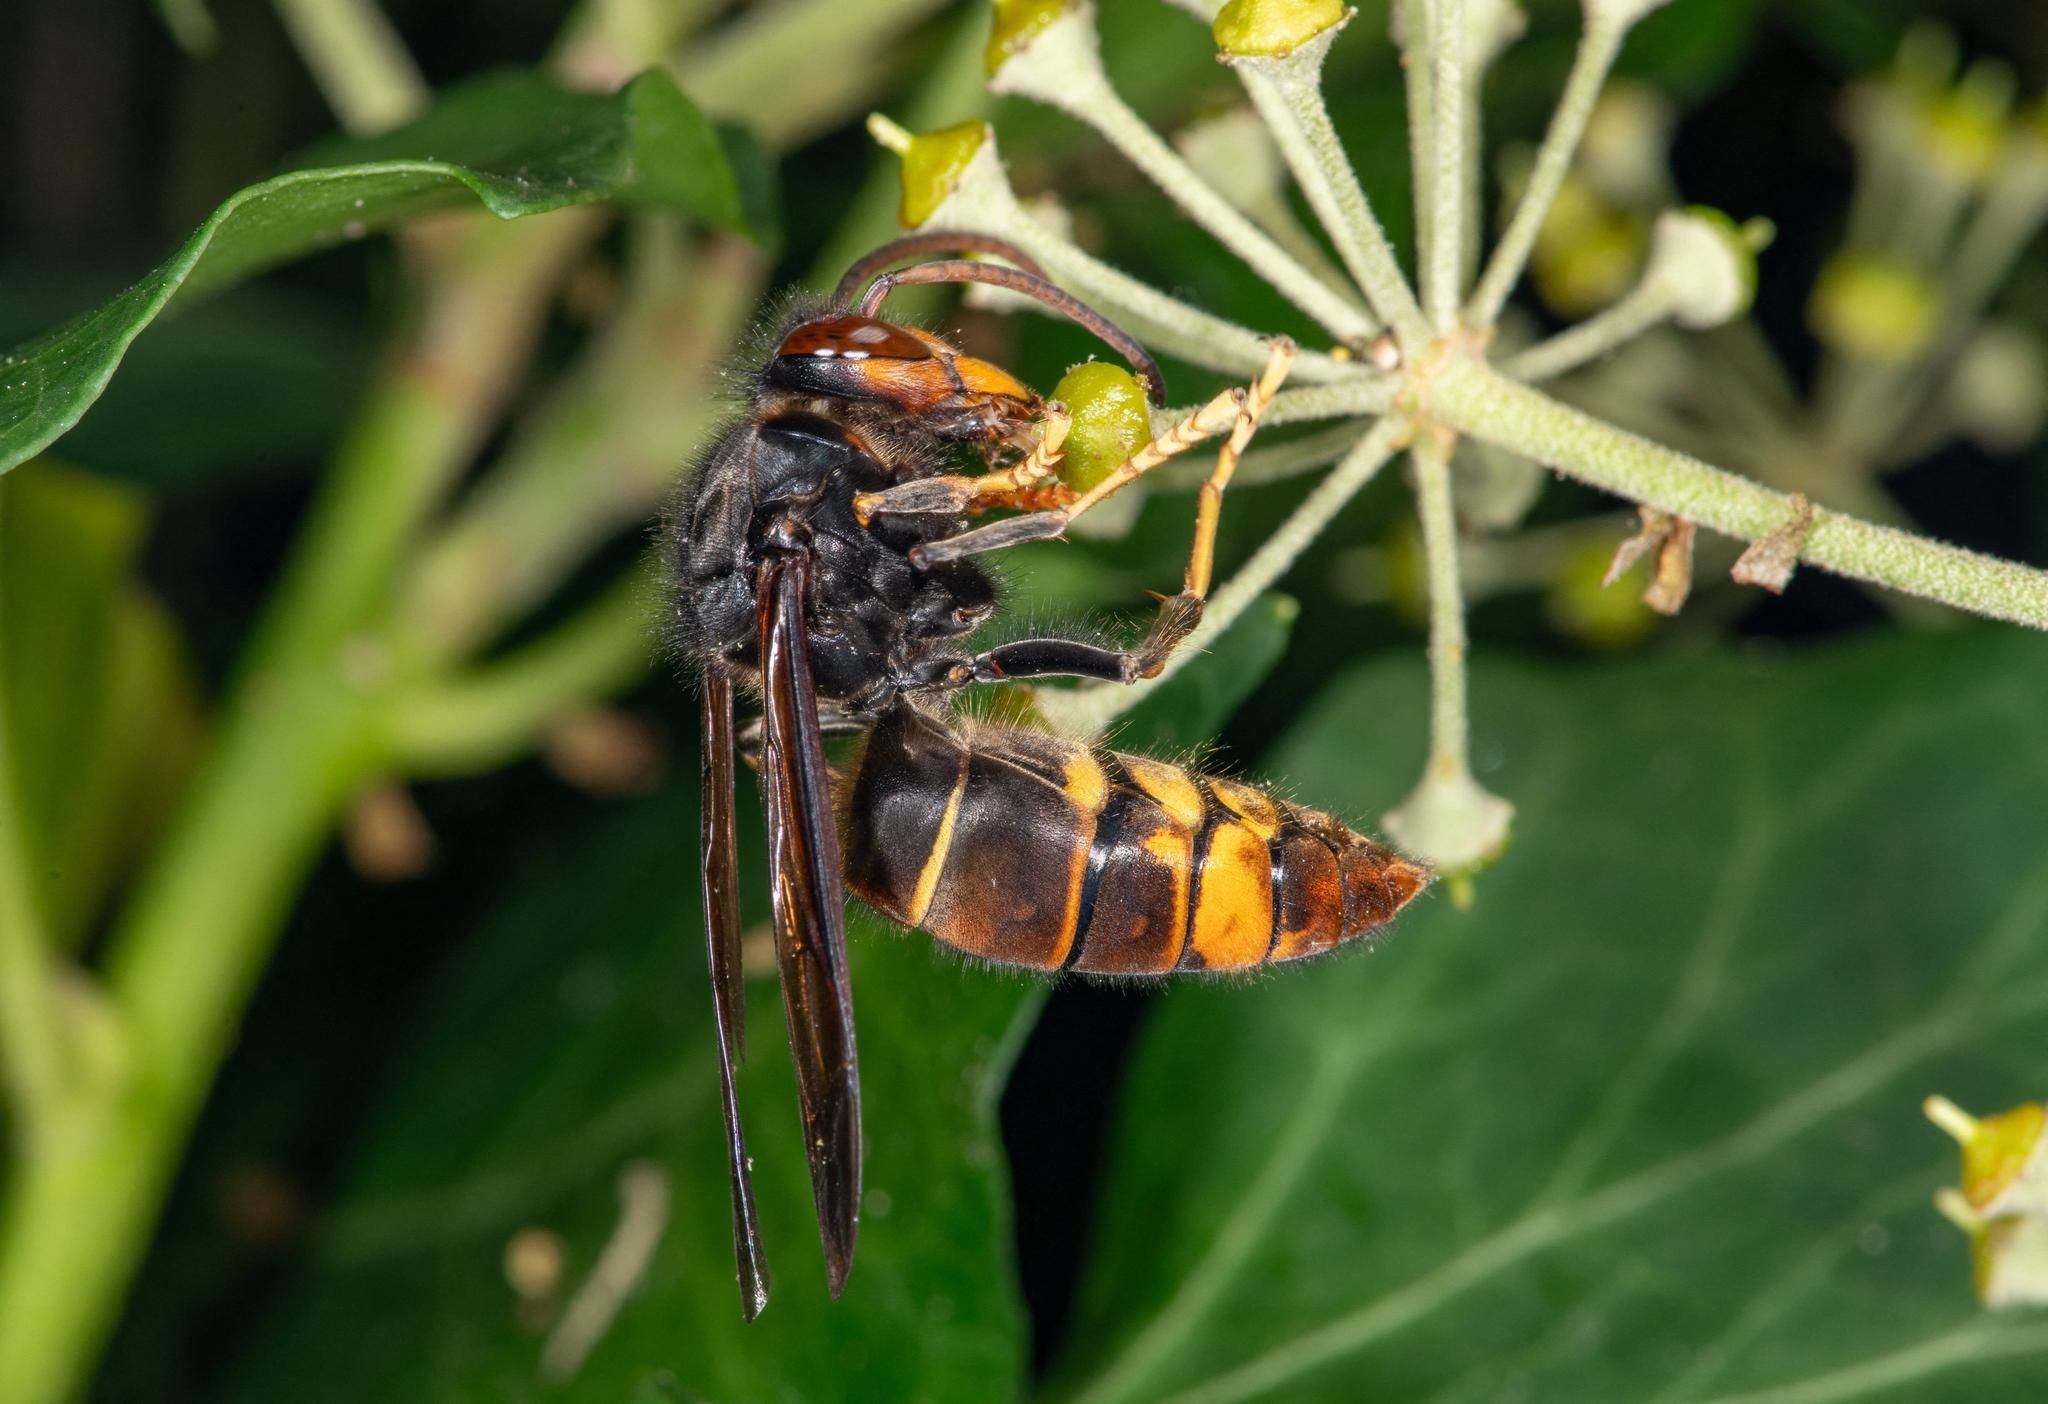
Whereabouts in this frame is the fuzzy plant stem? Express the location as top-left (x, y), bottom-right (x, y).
top-left (994, 10), bottom-right (1374, 343)
top-left (1500, 276), bottom-right (1677, 383)
top-left (1465, 12), bottom-right (1627, 327)
top-left (1035, 416), bottom-right (1410, 738)
top-left (1400, 0), bottom-right (1438, 287)
top-left (1409, 428), bottom-right (1474, 779)
top-left (931, 165), bottom-right (1365, 385)
top-left (1427, 357), bottom-right (2048, 627)
top-left (1422, 0), bottom-right (1469, 328)
top-left (1232, 36), bottom-right (1431, 347)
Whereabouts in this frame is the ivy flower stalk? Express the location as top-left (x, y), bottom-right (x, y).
top-left (871, 0), bottom-right (2048, 880)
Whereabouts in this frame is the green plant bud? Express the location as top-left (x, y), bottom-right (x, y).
top-left (1380, 519), bottom-right (1428, 627)
top-left (1928, 1096), bottom-right (2048, 1307)
top-left (1546, 540), bottom-right (1656, 650)
top-left (1808, 252), bottom-right (1937, 362)
top-left (1381, 769), bottom-right (1515, 894)
top-left (1929, 1096), bottom-right (2048, 1219)
top-left (1050, 362), bottom-right (1152, 492)
top-left (987, 0), bottom-right (1074, 75)
top-left (1579, 82), bottom-right (1674, 205)
top-left (1530, 172), bottom-right (1643, 316)
top-left (1212, 0), bottom-right (1347, 59)
top-left (1916, 60), bottom-right (2015, 186)
top-left (1652, 207), bottom-right (1769, 330)
top-left (875, 118), bottom-right (989, 229)
top-left (1947, 323), bottom-right (2048, 453)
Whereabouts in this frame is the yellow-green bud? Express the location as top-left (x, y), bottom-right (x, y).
top-left (1212, 0), bottom-right (1347, 59)
top-left (1546, 540), bottom-right (1657, 650)
top-left (1808, 251), bottom-right (1937, 362)
top-left (873, 118), bottom-right (988, 229)
top-left (1948, 323), bottom-right (2047, 454)
top-left (1051, 362), bottom-right (1152, 492)
top-left (987, 0), bottom-right (1074, 76)
top-left (1927, 1095), bottom-right (2048, 1307)
top-left (1531, 173), bottom-right (1644, 316)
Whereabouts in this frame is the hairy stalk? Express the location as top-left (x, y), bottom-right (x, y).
top-left (1380, 422), bottom-right (1512, 876)
top-left (1428, 357), bottom-right (2048, 627)
top-left (994, 7), bottom-right (1373, 343)
top-left (271, 0), bottom-right (430, 135)
top-left (1259, 379), bottom-right (1399, 425)
top-left (1159, 421), bottom-right (1375, 490)
top-left (1232, 33), bottom-right (1431, 347)
top-left (1502, 276), bottom-right (1676, 382)
top-left (933, 153), bottom-right (1365, 384)
top-left (1465, 12), bottom-right (1626, 326)
top-left (1036, 417), bottom-right (1410, 738)
top-left (1410, 430), bottom-right (1471, 775)
top-left (1422, 0), bottom-right (1469, 327)
top-left (1399, 0), bottom-right (1437, 284)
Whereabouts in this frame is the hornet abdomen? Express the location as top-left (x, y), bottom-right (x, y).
top-left (844, 705), bottom-right (1429, 974)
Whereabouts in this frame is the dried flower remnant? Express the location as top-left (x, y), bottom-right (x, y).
top-left (1730, 494), bottom-right (1813, 595)
top-left (1605, 506), bottom-right (1695, 617)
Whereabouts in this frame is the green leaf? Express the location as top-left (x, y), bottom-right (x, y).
top-left (1619, 0), bottom-right (1764, 101)
top-left (151, 0), bottom-right (216, 54)
top-left (213, 777), bottom-right (1039, 1403)
top-left (0, 267), bottom-right (369, 488)
top-left (1776, 0), bottom-right (1930, 76)
top-left (1051, 628), bottom-right (2048, 1404)
top-left (0, 464), bottom-right (199, 947)
top-left (1117, 593), bottom-right (1297, 754)
top-left (0, 69), bottom-right (769, 479)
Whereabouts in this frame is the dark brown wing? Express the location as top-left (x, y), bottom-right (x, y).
top-left (700, 671), bottom-right (770, 1319)
top-left (756, 551), bottom-right (862, 1296)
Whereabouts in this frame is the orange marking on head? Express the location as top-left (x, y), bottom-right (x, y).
top-left (950, 354), bottom-right (1036, 405)
top-left (850, 357), bottom-right (962, 413)
top-left (1187, 822), bottom-right (1274, 970)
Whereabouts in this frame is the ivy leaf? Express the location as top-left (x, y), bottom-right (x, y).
top-left (213, 778), bottom-right (1038, 1403)
top-left (0, 463), bottom-right (199, 948)
top-left (194, 573), bottom-right (1301, 1399)
top-left (1050, 629), bottom-right (2048, 1404)
top-left (0, 69), bottom-right (769, 479)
